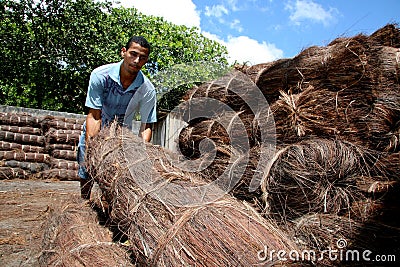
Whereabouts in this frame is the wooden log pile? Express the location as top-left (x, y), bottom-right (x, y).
top-left (0, 111), bottom-right (84, 180)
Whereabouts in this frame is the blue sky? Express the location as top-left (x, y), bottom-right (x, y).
top-left (116, 0), bottom-right (400, 65)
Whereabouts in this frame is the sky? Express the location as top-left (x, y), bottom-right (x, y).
top-left (114, 0), bottom-right (400, 65)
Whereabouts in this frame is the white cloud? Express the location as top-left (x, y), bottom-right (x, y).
top-left (204, 5), bottom-right (229, 18)
top-left (203, 32), bottom-right (283, 65)
top-left (225, 0), bottom-right (240, 12)
top-left (117, 0), bottom-right (201, 28)
top-left (226, 36), bottom-right (283, 65)
top-left (230, 19), bottom-right (243, 32)
top-left (285, 0), bottom-right (338, 26)
top-left (116, 0), bottom-right (283, 65)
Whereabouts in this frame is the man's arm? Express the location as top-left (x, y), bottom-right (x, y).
top-left (86, 108), bottom-right (101, 142)
top-left (139, 123), bottom-right (152, 142)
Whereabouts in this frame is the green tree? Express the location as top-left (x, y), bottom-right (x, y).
top-left (0, 0), bottom-right (229, 113)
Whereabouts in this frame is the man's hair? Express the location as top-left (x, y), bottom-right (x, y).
top-left (125, 36), bottom-right (151, 54)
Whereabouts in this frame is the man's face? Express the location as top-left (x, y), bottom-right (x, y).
top-left (121, 42), bottom-right (149, 75)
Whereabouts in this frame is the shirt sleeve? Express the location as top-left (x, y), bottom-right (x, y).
top-left (140, 80), bottom-right (157, 123)
top-left (85, 71), bottom-right (104, 110)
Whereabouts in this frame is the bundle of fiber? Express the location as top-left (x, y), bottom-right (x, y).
top-left (50, 158), bottom-right (78, 171)
top-left (38, 197), bottom-right (133, 267)
top-left (0, 130), bottom-right (46, 146)
top-left (181, 69), bottom-right (274, 143)
top-left (0, 125), bottom-right (42, 135)
top-left (287, 213), bottom-right (400, 266)
top-left (0, 166), bottom-right (28, 179)
top-left (175, 70), bottom-right (275, 202)
top-left (371, 151), bottom-right (400, 181)
top-left (366, 94), bottom-right (400, 152)
top-left (0, 112), bottom-right (42, 128)
top-left (0, 141), bottom-right (45, 153)
top-left (86, 124), bottom-right (299, 266)
top-left (41, 116), bottom-right (84, 131)
top-left (260, 138), bottom-right (388, 221)
top-left (270, 29), bottom-right (397, 94)
top-left (178, 127), bottom-right (263, 204)
top-left (0, 110), bottom-right (84, 180)
top-left (0, 151), bottom-right (50, 163)
top-left (234, 61), bottom-right (275, 83)
top-left (50, 149), bottom-right (77, 161)
top-left (46, 143), bottom-right (76, 151)
top-left (270, 86), bottom-right (399, 150)
top-left (369, 23), bottom-right (400, 48)
top-left (0, 160), bottom-right (48, 173)
top-left (45, 128), bottom-right (81, 145)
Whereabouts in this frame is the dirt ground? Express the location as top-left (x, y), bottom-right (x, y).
top-left (0, 179), bottom-right (81, 267)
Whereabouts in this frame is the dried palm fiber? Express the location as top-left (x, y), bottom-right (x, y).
top-left (50, 159), bottom-right (78, 170)
top-left (0, 125), bottom-right (41, 135)
top-left (178, 121), bottom-right (264, 203)
top-left (177, 70), bottom-right (276, 201)
top-left (37, 169), bottom-right (80, 181)
top-left (234, 61), bottom-right (276, 83)
top-left (39, 197), bottom-right (133, 267)
top-left (86, 123), bottom-right (298, 266)
top-left (369, 23), bottom-right (400, 48)
top-left (365, 92), bottom-right (400, 152)
top-left (0, 151), bottom-right (50, 163)
top-left (181, 69), bottom-right (275, 146)
top-left (177, 115), bottom-right (263, 190)
top-left (0, 130), bottom-right (45, 146)
top-left (270, 87), bottom-right (370, 145)
top-left (178, 119), bottom-right (232, 157)
top-left (349, 151), bottom-right (400, 221)
top-left (178, 121), bottom-right (264, 205)
top-left (177, 116), bottom-right (258, 162)
top-left (51, 149), bottom-right (77, 161)
top-left (371, 46), bottom-right (400, 86)
top-left (0, 141), bottom-right (45, 153)
top-left (0, 167), bottom-right (28, 179)
top-left (269, 86), bottom-right (398, 151)
top-left (254, 35), bottom-right (370, 103)
top-left (183, 70), bottom-right (255, 112)
top-left (287, 212), bottom-right (400, 266)
top-left (260, 138), bottom-right (388, 221)
top-left (370, 151), bottom-right (400, 181)
top-left (1, 160), bottom-right (48, 173)
top-left (46, 143), bottom-right (76, 151)
top-left (41, 115), bottom-right (84, 131)
top-left (46, 128), bottom-right (81, 145)
top-left (252, 24), bottom-right (400, 104)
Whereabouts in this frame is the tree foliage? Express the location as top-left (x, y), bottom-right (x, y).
top-left (0, 0), bottom-right (229, 113)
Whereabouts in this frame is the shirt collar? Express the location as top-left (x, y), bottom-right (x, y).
top-left (110, 60), bottom-right (143, 92)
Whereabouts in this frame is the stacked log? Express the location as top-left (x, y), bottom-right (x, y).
top-left (0, 111), bottom-right (84, 180)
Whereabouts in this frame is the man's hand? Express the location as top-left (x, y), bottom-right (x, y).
top-left (139, 123), bottom-right (152, 142)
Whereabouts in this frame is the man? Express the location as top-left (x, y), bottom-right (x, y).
top-left (77, 36), bottom-right (157, 199)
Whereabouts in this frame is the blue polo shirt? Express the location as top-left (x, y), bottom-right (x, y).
top-left (85, 60), bottom-right (157, 127)
top-left (77, 60), bottom-right (157, 179)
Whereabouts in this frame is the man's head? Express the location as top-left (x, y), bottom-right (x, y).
top-left (121, 36), bottom-right (151, 75)
top-left (125, 36), bottom-right (151, 54)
